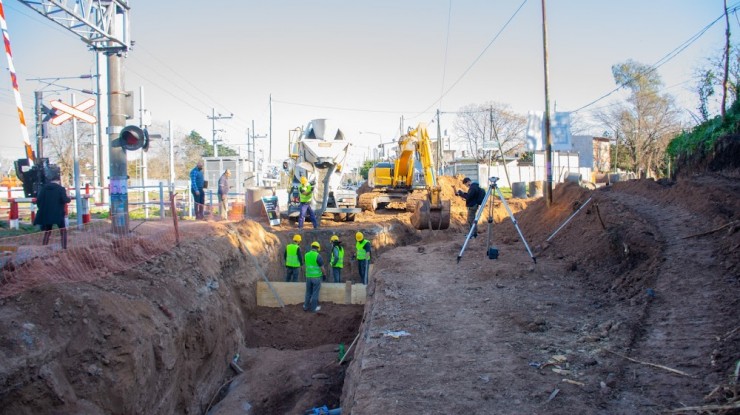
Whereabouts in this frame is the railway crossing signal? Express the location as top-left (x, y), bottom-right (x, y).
top-left (50, 98), bottom-right (97, 125)
top-left (119, 125), bottom-right (149, 151)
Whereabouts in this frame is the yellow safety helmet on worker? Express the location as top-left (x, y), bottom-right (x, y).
top-left (355, 232), bottom-right (364, 241)
top-left (293, 234), bottom-right (302, 243)
top-left (330, 235), bottom-right (339, 242)
top-left (311, 241), bottom-right (320, 251)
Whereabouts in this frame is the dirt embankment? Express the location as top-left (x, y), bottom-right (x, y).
top-left (0, 217), bottom-right (422, 415)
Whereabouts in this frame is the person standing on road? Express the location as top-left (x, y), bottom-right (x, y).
top-left (303, 241), bottom-right (326, 313)
top-left (354, 232), bottom-right (372, 285)
top-left (330, 234), bottom-right (344, 283)
top-left (217, 169), bottom-right (231, 220)
top-left (456, 177), bottom-right (484, 238)
top-left (298, 176), bottom-right (318, 229)
top-left (34, 168), bottom-right (71, 249)
top-left (190, 160), bottom-right (205, 220)
top-left (285, 234), bottom-right (303, 282)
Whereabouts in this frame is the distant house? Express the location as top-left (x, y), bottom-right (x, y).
top-left (572, 135), bottom-right (611, 172)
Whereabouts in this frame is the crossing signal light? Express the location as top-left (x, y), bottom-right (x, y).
top-left (119, 125), bottom-right (149, 151)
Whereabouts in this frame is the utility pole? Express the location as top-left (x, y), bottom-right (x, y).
top-left (436, 109), bottom-right (442, 175)
top-left (269, 94), bottom-right (272, 162)
top-left (208, 108), bottom-right (232, 157)
top-left (168, 120), bottom-right (174, 190)
top-left (139, 86), bottom-right (151, 218)
top-left (251, 118), bottom-right (267, 186)
top-left (72, 94), bottom-right (83, 230)
top-left (541, 0), bottom-right (553, 207)
top-left (96, 51), bottom-right (109, 204)
top-left (34, 91), bottom-right (43, 157)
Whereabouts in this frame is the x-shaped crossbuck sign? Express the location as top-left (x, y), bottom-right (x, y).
top-left (50, 98), bottom-right (97, 125)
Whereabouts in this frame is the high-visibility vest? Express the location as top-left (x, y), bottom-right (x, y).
top-left (299, 184), bottom-right (313, 203)
top-left (356, 240), bottom-right (370, 260)
top-left (332, 246), bottom-right (344, 268)
top-left (285, 243), bottom-right (300, 268)
top-left (305, 250), bottom-right (322, 278)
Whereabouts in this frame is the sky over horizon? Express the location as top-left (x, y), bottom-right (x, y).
top-left (0, 0), bottom-right (734, 171)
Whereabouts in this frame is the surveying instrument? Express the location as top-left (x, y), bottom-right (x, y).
top-left (457, 177), bottom-right (536, 263)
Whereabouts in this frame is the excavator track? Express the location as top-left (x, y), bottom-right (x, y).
top-left (410, 199), bottom-right (451, 230)
top-left (358, 192), bottom-right (380, 212)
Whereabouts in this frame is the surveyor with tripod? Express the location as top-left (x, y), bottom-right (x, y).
top-left (455, 177), bottom-right (485, 238)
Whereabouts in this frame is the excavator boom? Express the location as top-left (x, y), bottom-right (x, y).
top-left (360, 122), bottom-right (450, 230)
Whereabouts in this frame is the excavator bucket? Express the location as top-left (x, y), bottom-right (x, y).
top-left (410, 199), bottom-right (450, 230)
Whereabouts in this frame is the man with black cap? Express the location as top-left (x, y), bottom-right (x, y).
top-left (455, 177), bottom-right (484, 238)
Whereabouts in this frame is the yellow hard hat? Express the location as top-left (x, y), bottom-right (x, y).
top-left (293, 234), bottom-right (302, 243)
top-left (311, 241), bottom-right (320, 250)
top-left (330, 235), bottom-right (339, 242)
top-left (300, 177), bottom-right (308, 185)
top-left (355, 232), bottom-right (364, 241)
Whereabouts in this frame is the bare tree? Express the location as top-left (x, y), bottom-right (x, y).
top-left (453, 102), bottom-right (526, 162)
top-left (43, 122), bottom-right (96, 187)
top-left (596, 60), bottom-right (682, 178)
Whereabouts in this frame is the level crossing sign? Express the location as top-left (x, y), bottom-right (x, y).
top-left (50, 98), bottom-right (97, 125)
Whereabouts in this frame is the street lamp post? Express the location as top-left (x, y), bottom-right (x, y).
top-left (360, 131), bottom-right (382, 159)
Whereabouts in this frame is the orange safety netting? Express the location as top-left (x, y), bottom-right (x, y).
top-left (0, 201), bottom-right (225, 298)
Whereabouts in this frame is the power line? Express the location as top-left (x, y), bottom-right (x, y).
top-left (571, 6), bottom-right (737, 114)
top-left (439, 0), bottom-right (453, 110)
top-left (271, 98), bottom-right (416, 114)
top-left (408, 0), bottom-right (529, 119)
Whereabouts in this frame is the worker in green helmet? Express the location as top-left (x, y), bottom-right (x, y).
top-left (330, 234), bottom-right (344, 283)
top-left (354, 231), bottom-right (371, 285)
top-left (285, 234), bottom-right (303, 282)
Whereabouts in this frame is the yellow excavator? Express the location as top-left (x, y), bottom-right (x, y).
top-left (358, 123), bottom-right (450, 230)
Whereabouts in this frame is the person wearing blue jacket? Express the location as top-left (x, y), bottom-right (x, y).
top-left (190, 160), bottom-right (205, 220)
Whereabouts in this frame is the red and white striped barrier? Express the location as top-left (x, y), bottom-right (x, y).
top-left (0, 1), bottom-right (32, 153)
top-left (8, 197), bottom-right (35, 229)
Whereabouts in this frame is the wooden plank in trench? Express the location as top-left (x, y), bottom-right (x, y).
top-left (257, 281), bottom-right (366, 307)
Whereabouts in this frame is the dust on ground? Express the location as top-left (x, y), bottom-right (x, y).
top-left (0, 147), bottom-right (738, 414)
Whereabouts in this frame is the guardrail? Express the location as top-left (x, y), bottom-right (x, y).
top-left (1, 183), bottom-right (260, 227)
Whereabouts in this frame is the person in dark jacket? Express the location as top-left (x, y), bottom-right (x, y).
top-left (217, 169), bottom-right (231, 220)
top-left (190, 160), bottom-right (205, 220)
top-left (34, 172), bottom-right (71, 249)
top-left (455, 177), bottom-right (484, 238)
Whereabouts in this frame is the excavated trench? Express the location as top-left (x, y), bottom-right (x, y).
top-left (208, 222), bottom-right (422, 414)
top-left (0, 219), bottom-right (422, 415)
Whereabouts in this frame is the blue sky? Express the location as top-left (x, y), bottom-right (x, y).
top-left (0, 0), bottom-right (733, 169)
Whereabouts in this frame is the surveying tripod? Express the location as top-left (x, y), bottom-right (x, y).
top-left (457, 177), bottom-right (536, 263)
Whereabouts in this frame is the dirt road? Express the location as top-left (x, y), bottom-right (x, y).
top-left (342, 176), bottom-right (740, 414)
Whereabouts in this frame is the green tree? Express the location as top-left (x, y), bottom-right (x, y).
top-left (596, 60), bottom-right (682, 178)
top-left (359, 159), bottom-right (378, 180)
